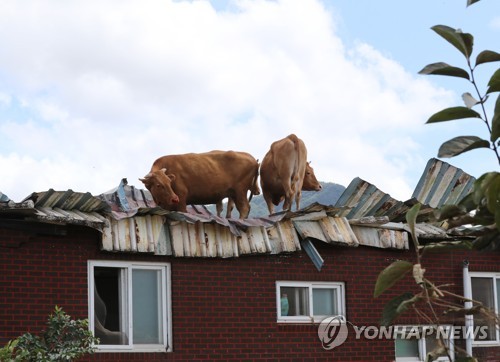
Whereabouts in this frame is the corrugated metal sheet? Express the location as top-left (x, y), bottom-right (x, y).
top-left (167, 221), bottom-right (271, 258)
top-left (334, 158), bottom-right (475, 223)
top-left (334, 177), bottom-right (408, 221)
top-left (0, 158), bottom-right (474, 258)
top-left (412, 158), bottom-right (475, 208)
top-left (0, 189), bottom-right (109, 230)
top-left (101, 215), bottom-right (168, 253)
top-left (30, 189), bottom-right (109, 212)
top-left (98, 178), bottom-right (162, 219)
top-left (293, 215), bottom-right (359, 247)
top-left (0, 192), bottom-right (10, 202)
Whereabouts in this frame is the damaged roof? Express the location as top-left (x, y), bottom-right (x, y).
top-left (0, 158), bottom-right (476, 265)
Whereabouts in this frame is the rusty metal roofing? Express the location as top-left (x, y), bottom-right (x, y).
top-left (334, 177), bottom-right (407, 221)
top-left (0, 189), bottom-right (109, 230)
top-left (333, 158), bottom-right (475, 222)
top-left (0, 192), bottom-right (9, 202)
top-left (412, 158), bottom-right (475, 208)
top-left (0, 158), bottom-right (474, 257)
top-left (100, 204), bottom-right (411, 257)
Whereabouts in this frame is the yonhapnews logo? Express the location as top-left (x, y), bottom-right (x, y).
top-left (317, 315), bottom-right (348, 350)
top-left (317, 316), bottom-right (489, 350)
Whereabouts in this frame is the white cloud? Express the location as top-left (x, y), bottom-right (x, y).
top-left (490, 16), bottom-right (500, 29)
top-left (0, 0), bottom-right (454, 203)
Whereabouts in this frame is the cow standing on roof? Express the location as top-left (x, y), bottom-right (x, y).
top-left (140, 150), bottom-right (259, 219)
top-left (260, 134), bottom-right (322, 214)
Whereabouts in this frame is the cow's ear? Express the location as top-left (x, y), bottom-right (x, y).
top-left (139, 177), bottom-right (151, 187)
top-left (167, 174), bottom-right (176, 182)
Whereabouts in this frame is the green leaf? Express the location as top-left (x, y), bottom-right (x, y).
top-left (485, 173), bottom-right (500, 214)
top-left (476, 50), bottom-right (500, 66)
top-left (406, 203), bottom-right (421, 249)
top-left (419, 240), bottom-right (473, 252)
top-left (433, 204), bottom-right (467, 221)
top-left (431, 25), bottom-right (473, 59)
top-left (491, 94), bottom-right (500, 142)
top-left (426, 106), bottom-right (482, 123)
top-left (438, 136), bottom-right (490, 158)
top-left (418, 62), bottom-right (470, 80)
top-left (466, 0), bottom-right (481, 6)
top-left (380, 292), bottom-right (417, 326)
top-left (473, 230), bottom-right (500, 250)
top-left (487, 68), bottom-right (500, 94)
top-left (455, 357), bottom-right (479, 362)
top-left (476, 172), bottom-right (498, 203)
top-left (374, 260), bottom-right (413, 298)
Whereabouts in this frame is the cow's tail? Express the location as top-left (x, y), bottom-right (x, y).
top-left (287, 134), bottom-right (301, 188)
top-left (248, 160), bottom-right (260, 203)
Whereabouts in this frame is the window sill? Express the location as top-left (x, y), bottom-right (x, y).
top-left (277, 318), bottom-right (344, 325)
top-left (95, 346), bottom-right (171, 353)
top-left (472, 342), bottom-right (500, 348)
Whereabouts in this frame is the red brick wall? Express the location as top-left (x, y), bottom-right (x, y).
top-left (0, 223), bottom-right (499, 361)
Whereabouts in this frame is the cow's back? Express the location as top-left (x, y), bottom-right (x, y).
top-left (151, 150), bottom-right (258, 207)
top-left (260, 134), bottom-right (308, 212)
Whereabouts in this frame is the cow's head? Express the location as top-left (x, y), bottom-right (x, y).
top-left (302, 162), bottom-right (322, 191)
top-left (140, 168), bottom-right (180, 209)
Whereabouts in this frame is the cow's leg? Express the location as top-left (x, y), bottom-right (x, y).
top-left (295, 190), bottom-right (302, 211)
top-left (225, 198), bottom-right (235, 218)
top-left (282, 180), bottom-right (294, 211)
top-left (233, 194), bottom-right (250, 219)
top-left (216, 201), bottom-right (223, 217)
top-left (294, 179), bottom-right (304, 211)
top-left (262, 190), bottom-right (275, 215)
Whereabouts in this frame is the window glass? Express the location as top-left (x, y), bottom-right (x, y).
top-left (94, 267), bottom-right (128, 345)
top-left (276, 282), bottom-right (344, 323)
top-left (132, 269), bottom-right (162, 344)
top-left (89, 261), bottom-right (170, 351)
top-left (280, 286), bottom-right (308, 316)
top-left (496, 278), bottom-right (500, 315)
top-left (471, 277), bottom-right (496, 341)
top-left (395, 338), bottom-right (419, 358)
top-left (312, 288), bottom-right (337, 316)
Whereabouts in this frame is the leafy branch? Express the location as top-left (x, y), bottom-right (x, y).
top-left (417, 19), bottom-right (500, 251)
top-left (374, 2), bottom-right (500, 361)
top-left (418, 25), bottom-right (500, 164)
top-left (0, 306), bottom-right (99, 361)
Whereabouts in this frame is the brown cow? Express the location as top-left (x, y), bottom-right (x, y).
top-left (220, 173), bottom-right (261, 218)
top-left (140, 151), bottom-right (259, 219)
top-left (260, 134), bottom-right (322, 214)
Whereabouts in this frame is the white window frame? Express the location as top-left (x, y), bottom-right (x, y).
top-left (394, 325), bottom-right (454, 362)
top-left (88, 261), bottom-right (172, 353)
top-left (469, 271), bottom-right (500, 346)
top-left (276, 281), bottom-right (345, 323)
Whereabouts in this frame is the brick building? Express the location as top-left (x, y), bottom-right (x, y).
top-left (1, 159), bottom-right (499, 361)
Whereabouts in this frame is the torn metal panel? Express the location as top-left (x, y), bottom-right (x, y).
top-left (30, 189), bottom-right (109, 213)
top-left (0, 192), bottom-right (10, 202)
top-left (301, 239), bottom-right (324, 271)
top-left (293, 216), bottom-right (359, 247)
top-left (246, 226), bottom-right (270, 255)
top-left (165, 219), bottom-right (271, 258)
top-left (264, 220), bottom-right (301, 254)
top-left (334, 177), bottom-right (404, 220)
top-left (274, 219), bottom-right (301, 252)
top-left (351, 225), bottom-right (408, 249)
top-left (101, 215), bottom-right (167, 254)
top-left (412, 158), bottom-right (475, 208)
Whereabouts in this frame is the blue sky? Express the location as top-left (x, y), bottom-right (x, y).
top-left (0, 0), bottom-right (498, 203)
